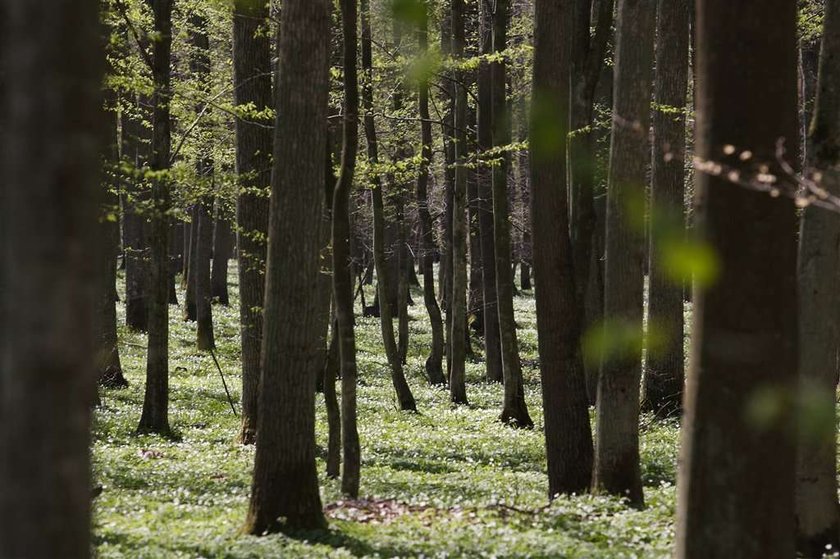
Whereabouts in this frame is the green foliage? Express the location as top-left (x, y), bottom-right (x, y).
top-left (94, 264), bottom-right (680, 557)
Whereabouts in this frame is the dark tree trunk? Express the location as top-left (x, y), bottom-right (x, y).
top-left (361, 0), bottom-right (417, 412)
top-left (477, 0), bottom-right (503, 384)
top-left (211, 204), bottom-right (233, 305)
top-left (333, 0), bottom-right (363, 498)
top-left (491, 0), bottom-right (532, 428)
top-left (415, 6), bottom-right (446, 386)
top-left (441, 11), bottom-right (456, 369)
top-left (675, 0), bottom-right (799, 556)
top-left (0, 2), bottom-right (101, 555)
top-left (530, 0), bottom-right (594, 497)
top-left (233, 0), bottom-right (272, 445)
top-left (795, 1), bottom-right (840, 555)
top-left (183, 205), bottom-right (198, 321)
top-left (137, 0), bottom-right (174, 436)
top-left (244, 0), bottom-right (331, 534)
top-left (467, 110), bottom-right (484, 338)
top-left (195, 199), bottom-right (215, 350)
top-left (449, 0), bottom-right (469, 405)
top-left (593, 0), bottom-right (656, 508)
top-left (643, 0), bottom-right (689, 417)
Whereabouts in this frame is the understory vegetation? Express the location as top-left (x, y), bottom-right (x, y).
top-left (94, 267), bottom-right (680, 558)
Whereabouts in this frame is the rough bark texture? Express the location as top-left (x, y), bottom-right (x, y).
top-left (796, 1), bottom-right (840, 555)
top-left (0, 1), bottom-right (101, 555)
top-left (415, 7), bottom-right (446, 386)
top-left (492, 0), bottom-right (531, 428)
top-left (477, 0), bottom-right (503, 384)
top-left (138, 0), bottom-right (174, 436)
top-left (643, 0), bottom-right (689, 417)
top-left (233, 0), bottom-right (272, 445)
top-left (333, 0), bottom-right (363, 497)
top-left (593, 0), bottom-right (655, 508)
top-left (530, 0), bottom-right (594, 497)
top-left (675, 0), bottom-right (799, 556)
top-left (244, 0), bottom-right (331, 533)
top-left (362, 0), bottom-right (417, 412)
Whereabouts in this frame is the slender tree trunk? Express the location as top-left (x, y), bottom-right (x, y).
top-left (233, 0), bottom-right (272, 445)
top-left (397, 193), bottom-right (410, 364)
top-left (244, 0), bottom-right (331, 533)
top-left (0, 1), bottom-right (101, 554)
top-left (441, 11), bottom-right (456, 370)
top-left (530, 0), bottom-right (594, 498)
top-left (138, 0), bottom-right (174, 436)
top-left (361, 0), bottom-right (417, 412)
top-left (593, 0), bottom-right (655, 508)
top-left (211, 204), bottom-right (233, 305)
top-left (333, 0), bottom-right (363, 498)
top-left (675, 0), bottom-right (799, 556)
top-left (183, 206), bottom-right (198, 321)
top-left (491, 0), bottom-right (531, 427)
top-left (795, 1), bottom-right (840, 554)
top-left (642, 0), bottom-right (689, 417)
top-left (415, 7), bottom-right (446, 386)
top-left (195, 199), bottom-right (215, 350)
top-left (449, 0), bottom-right (469, 405)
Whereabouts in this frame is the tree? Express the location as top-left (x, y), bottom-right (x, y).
top-left (592, 0), bottom-right (656, 508)
top-left (643, 0), bottom-right (690, 417)
top-left (492, 0), bottom-right (532, 428)
top-left (449, 0), bottom-right (469, 405)
top-left (415, 1), bottom-right (446, 386)
top-left (675, 0), bottom-right (800, 556)
top-left (530, 0), bottom-right (594, 497)
top-left (361, 0), bottom-right (417, 411)
top-left (0, 0), bottom-right (102, 554)
top-left (244, 0), bottom-right (331, 533)
top-left (333, 0), bottom-right (363, 497)
top-left (232, 0), bottom-right (272, 445)
top-left (138, 0), bottom-right (175, 435)
top-left (795, 0), bottom-right (840, 554)
top-left (211, 207), bottom-right (233, 305)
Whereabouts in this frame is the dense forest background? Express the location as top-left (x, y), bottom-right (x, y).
top-left (0, 0), bottom-right (837, 557)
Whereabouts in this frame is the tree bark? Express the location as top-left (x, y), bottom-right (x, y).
top-left (137, 0), bottom-right (174, 436)
top-left (183, 206), bottom-right (198, 321)
top-left (675, 0), bottom-right (799, 556)
top-left (795, 0), bottom-right (840, 554)
top-left (0, 1), bottom-right (101, 555)
top-left (211, 203), bottom-right (233, 305)
top-left (593, 0), bottom-right (655, 508)
top-left (529, 0), bottom-right (594, 498)
top-left (233, 0), bottom-right (272, 445)
top-left (244, 0), bottom-right (331, 533)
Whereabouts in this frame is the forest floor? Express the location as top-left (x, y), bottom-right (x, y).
top-left (94, 266), bottom-right (681, 558)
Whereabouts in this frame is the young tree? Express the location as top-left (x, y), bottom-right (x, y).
top-left (244, 0), bottom-right (331, 533)
top-left (138, 0), bottom-right (175, 435)
top-left (795, 0), bottom-right (840, 554)
top-left (0, 0), bottom-right (102, 554)
top-left (361, 0), bottom-right (417, 411)
top-left (211, 208), bottom-right (233, 305)
top-left (675, 0), bottom-right (800, 556)
top-left (643, 0), bottom-right (690, 417)
top-left (415, 2), bottom-right (446, 386)
top-left (232, 0), bottom-right (272, 445)
top-left (530, 0), bottom-right (594, 496)
top-left (449, 0), bottom-right (469, 405)
top-left (593, 0), bottom-right (656, 508)
top-left (333, 0), bottom-right (363, 497)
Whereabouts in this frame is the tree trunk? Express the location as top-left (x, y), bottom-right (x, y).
top-left (183, 206), bottom-right (198, 321)
top-left (675, 0), bottom-right (799, 556)
top-left (415, 6), bottom-right (446, 386)
top-left (530, 0), bottom-right (594, 498)
top-left (795, 1), bottom-right (840, 554)
top-left (195, 199), bottom-right (215, 350)
top-left (491, 0), bottom-right (531, 428)
top-left (477, 0), bottom-right (503, 384)
top-left (449, 0), bottom-right (469, 405)
top-left (593, 0), bottom-right (655, 508)
top-left (361, 0), bottom-right (417, 412)
top-left (137, 0), bottom-right (174, 436)
top-left (244, 0), bottom-right (331, 533)
top-left (333, 0), bottom-right (363, 498)
top-left (233, 0), bottom-right (272, 445)
top-left (642, 0), bottom-right (689, 417)
top-left (0, 1), bottom-right (101, 554)
top-left (211, 204), bottom-right (233, 305)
